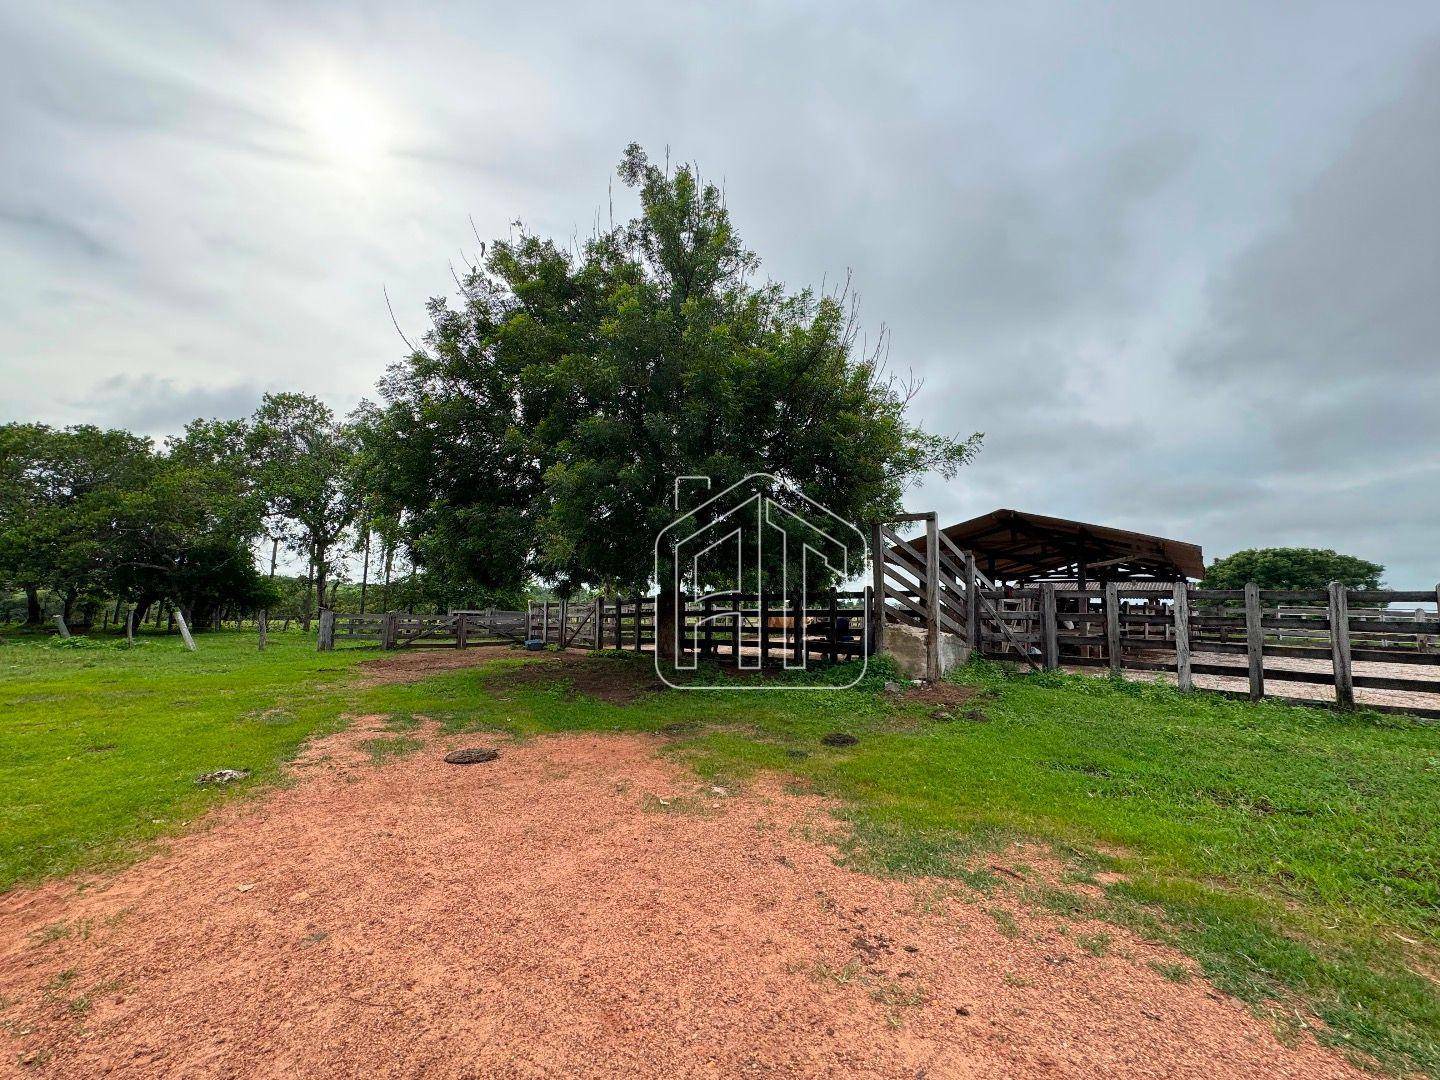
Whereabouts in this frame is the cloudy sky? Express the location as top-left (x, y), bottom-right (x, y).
top-left (2, 1), bottom-right (1437, 586)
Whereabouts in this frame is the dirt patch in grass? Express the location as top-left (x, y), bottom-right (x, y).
top-left (352, 643), bottom-right (524, 686)
top-left (0, 729), bottom-right (1367, 1079)
top-left (900, 681), bottom-right (982, 708)
top-left (487, 653), bottom-right (663, 705)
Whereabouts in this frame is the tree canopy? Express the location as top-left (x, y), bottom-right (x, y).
top-left (1200, 548), bottom-right (1385, 591)
top-left (357, 143), bottom-right (980, 617)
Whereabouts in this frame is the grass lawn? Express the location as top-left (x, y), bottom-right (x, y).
top-left (0, 629), bottom-right (371, 889)
top-left (3, 632), bottom-right (1439, 1074)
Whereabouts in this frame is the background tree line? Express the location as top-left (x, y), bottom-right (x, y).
top-left (0, 393), bottom-right (527, 632)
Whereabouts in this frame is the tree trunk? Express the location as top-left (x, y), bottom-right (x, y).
top-left (314, 542), bottom-right (329, 616)
top-left (301, 548), bottom-right (315, 632)
top-left (359, 529), bottom-right (371, 615)
top-left (24, 585), bottom-right (41, 625)
top-left (382, 543), bottom-right (393, 611)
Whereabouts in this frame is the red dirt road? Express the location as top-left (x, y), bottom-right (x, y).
top-left (0, 723), bottom-right (1365, 1079)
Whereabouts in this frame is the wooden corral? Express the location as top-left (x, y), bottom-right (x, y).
top-left (529, 594), bottom-right (867, 665)
top-left (980, 582), bottom-right (1440, 719)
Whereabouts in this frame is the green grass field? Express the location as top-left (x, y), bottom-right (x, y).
top-left (2, 631), bottom-right (1439, 1074)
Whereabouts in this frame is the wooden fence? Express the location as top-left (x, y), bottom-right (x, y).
top-left (528, 593), bottom-right (869, 664)
top-left (318, 608), bottom-right (528, 650)
top-left (976, 583), bottom-right (1440, 719)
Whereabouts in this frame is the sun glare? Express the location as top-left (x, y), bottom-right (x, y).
top-left (301, 73), bottom-right (389, 171)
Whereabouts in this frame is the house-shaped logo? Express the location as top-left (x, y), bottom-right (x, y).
top-left (653, 473), bottom-right (869, 689)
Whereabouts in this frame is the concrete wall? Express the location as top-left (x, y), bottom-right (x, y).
top-left (883, 623), bottom-right (971, 680)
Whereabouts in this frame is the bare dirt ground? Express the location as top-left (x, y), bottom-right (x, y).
top-left (0, 715), bottom-right (1370, 1080)
top-left (351, 643), bottom-right (532, 686)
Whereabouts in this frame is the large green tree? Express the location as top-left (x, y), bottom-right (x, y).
top-left (1201, 548), bottom-right (1385, 591)
top-left (0, 424), bottom-right (154, 623)
top-left (361, 144), bottom-right (980, 649)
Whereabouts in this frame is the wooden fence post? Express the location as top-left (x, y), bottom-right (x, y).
top-left (258, 609), bottom-right (268, 652)
top-left (541, 602), bottom-right (550, 646)
top-left (870, 523), bottom-right (886, 656)
top-left (1040, 583), bottom-right (1058, 671)
top-left (703, 596), bottom-right (714, 657)
top-left (1244, 582), bottom-right (1264, 701)
top-left (176, 608), bottom-right (198, 652)
top-left (455, 612), bottom-right (468, 650)
top-left (633, 599), bottom-right (642, 652)
top-left (924, 514), bottom-right (941, 680)
top-left (314, 609), bottom-right (333, 652)
top-left (964, 553), bottom-right (979, 655)
top-left (861, 585), bottom-right (872, 658)
top-left (828, 589), bottom-right (840, 664)
top-left (1105, 582), bottom-right (1122, 674)
top-left (383, 612), bottom-right (397, 650)
top-left (53, 615), bottom-right (70, 639)
top-left (125, 607), bottom-right (136, 644)
top-left (1172, 583), bottom-right (1192, 691)
top-left (759, 591), bottom-right (770, 667)
top-left (1328, 581), bottom-right (1354, 709)
top-left (592, 598), bottom-right (600, 650)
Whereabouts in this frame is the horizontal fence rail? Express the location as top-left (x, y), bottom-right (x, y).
top-left (319, 608), bottom-right (528, 651)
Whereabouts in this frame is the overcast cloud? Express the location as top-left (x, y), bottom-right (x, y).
top-left (1, 1), bottom-right (1437, 585)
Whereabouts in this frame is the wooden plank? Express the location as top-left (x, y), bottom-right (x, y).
top-left (925, 514), bottom-right (941, 680)
top-left (883, 575), bottom-right (930, 618)
top-left (176, 608), bottom-right (198, 652)
top-left (1040, 583), bottom-right (1058, 671)
top-left (1105, 582), bottom-right (1122, 674)
top-left (880, 527), bottom-right (930, 576)
top-left (1329, 581), bottom-right (1355, 709)
top-left (870, 523), bottom-right (886, 655)
top-left (828, 590), bottom-right (839, 663)
top-left (964, 552), bottom-right (979, 652)
top-left (1245, 582), bottom-right (1264, 700)
top-left (1173, 583), bottom-right (1192, 692)
top-left (759, 592), bottom-right (771, 667)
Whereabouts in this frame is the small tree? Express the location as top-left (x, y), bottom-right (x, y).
top-left (1200, 548), bottom-right (1384, 591)
top-left (247, 393), bottom-right (357, 623)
